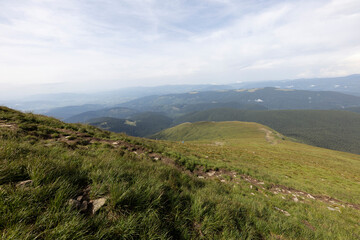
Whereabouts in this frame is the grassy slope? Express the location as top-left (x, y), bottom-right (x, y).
top-left (1, 107), bottom-right (360, 239)
top-left (153, 121), bottom-right (268, 141)
top-left (174, 108), bottom-right (360, 154)
top-left (153, 121), bottom-right (360, 204)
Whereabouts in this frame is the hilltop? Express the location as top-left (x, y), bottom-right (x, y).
top-left (152, 121), bottom-right (280, 143)
top-left (175, 108), bottom-right (360, 154)
top-left (1, 107), bottom-right (360, 239)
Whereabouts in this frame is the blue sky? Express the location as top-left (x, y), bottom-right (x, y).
top-left (0, 0), bottom-right (360, 98)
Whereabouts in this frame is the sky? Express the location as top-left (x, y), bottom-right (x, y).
top-left (0, 0), bottom-right (360, 98)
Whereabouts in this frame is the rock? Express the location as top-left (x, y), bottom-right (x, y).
top-left (293, 197), bottom-right (299, 203)
top-left (91, 198), bottom-right (107, 214)
top-left (77, 195), bottom-right (84, 202)
top-left (198, 176), bottom-right (204, 179)
top-left (220, 179), bottom-right (226, 183)
top-left (307, 194), bottom-right (315, 199)
top-left (68, 199), bottom-right (81, 209)
top-left (327, 207), bottom-right (341, 212)
top-left (275, 207), bottom-right (291, 216)
top-left (207, 171), bottom-right (216, 177)
top-left (0, 124), bottom-right (13, 128)
top-left (154, 157), bottom-right (159, 161)
top-left (16, 180), bottom-right (33, 188)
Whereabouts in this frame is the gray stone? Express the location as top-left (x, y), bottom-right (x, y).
top-left (275, 207), bottom-right (291, 216)
top-left (91, 198), bottom-right (107, 214)
top-left (327, 207), bottom-right (341, 212)
top-left (307, 194), bottom-right (315, 199)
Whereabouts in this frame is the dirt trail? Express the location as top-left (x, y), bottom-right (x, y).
top-left (259, 127), bottom-right (278, 144)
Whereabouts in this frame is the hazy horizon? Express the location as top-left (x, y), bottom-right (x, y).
top-left (1, 0), bottom-right (360, 99)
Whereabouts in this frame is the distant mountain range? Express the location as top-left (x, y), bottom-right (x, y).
top-left (34, 86), bottom-right (360, 123)
top-left (119, 87), bottom-right (360, 114)
top-left (2, 74), bottom-right (360, 112)
top-left (2, 84), bottom-right (231, 112)
top-left (66, 102), bottom-right (266, 122)
top-left (234, 74), bottom-right (360, 96)
top-left (65, 107), bottom-right (139, 123)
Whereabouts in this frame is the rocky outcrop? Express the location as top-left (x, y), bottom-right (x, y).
top-left (68, 188), bottom-right (107, 215)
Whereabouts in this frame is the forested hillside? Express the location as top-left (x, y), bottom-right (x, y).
top-left (88, 112), bottom-right (173, 137)
top-left (120, 87), bottom-right (360, 113)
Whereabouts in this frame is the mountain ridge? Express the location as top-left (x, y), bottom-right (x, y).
top-left (119, 87), bottom-right (360, 113)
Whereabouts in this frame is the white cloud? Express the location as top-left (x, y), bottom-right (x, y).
top-left (0, 0), bottom-right (359, 98)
